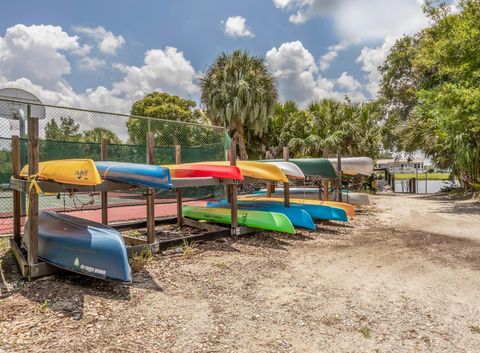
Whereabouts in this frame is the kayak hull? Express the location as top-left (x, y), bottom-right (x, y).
top-left (20, 159), bottom-right (102, 186)
top-left (241, 196), bottom-right (355, 218)
top-left (187, 161), bottom-right (289, 183)
top-left (166, 164), bottom-right (244, 180)
top-left (182, 206), bottom-right (295, 234)
top-left (25, 211), bottom-right (131, 282)
top-left (207, 201), bottom-right (316, 230)
top-left (95, 161), bottom-right (171, 190)
top-left (328, 157), bottom-right (374, 176)
top-left (259, 161), bottom-right (305, 179)
top-left (236, 199), bottom-right (348, 222)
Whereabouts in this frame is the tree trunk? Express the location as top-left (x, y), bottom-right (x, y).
top-left (234, 122), bottom-right (248, 160)
top-left (237, 133), bottom-right (248, 160)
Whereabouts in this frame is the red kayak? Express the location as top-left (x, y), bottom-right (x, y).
top-left (167, 164), bottom-right (244, 181)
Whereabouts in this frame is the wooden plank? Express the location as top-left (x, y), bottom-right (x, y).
top-left (122, 235), bottom-right (147, 246)
top-left (146, 132), bottom-right (155, 244)
top-left (11, 136), bottom-right (21, 244)
top-left (183, 217), bottom-right (228, 232)
top-left (9, 238), bottom-right (28, 278)
top-left (111, 217), bottom-right (177, 232)
top-left (229, 136), bottom-right (238, 236)
top-left (100, 138), bottom-right (108, 224)
top-left (337, 149), bottom-right (343, 202)
top-left (283, 146), bottom-right (290, 208)
top-left (175, 145), bottom-right (183, 227)
top-left (26, 108), bottom-right (39, 273)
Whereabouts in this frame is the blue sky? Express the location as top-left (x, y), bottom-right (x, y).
top-left (0, 0), bottom-right (432, 112)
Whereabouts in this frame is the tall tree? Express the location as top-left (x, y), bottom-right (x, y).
top-left (127, 92), bottom-right (211, 146)
top-left (201, 50), bottom-right (277, 159)
top-left (379, 0), bottom-right (480, 188)
top-left (44, 117), bottom-right (80, 141)
top-left (82, 128), bottom-right (122, 144)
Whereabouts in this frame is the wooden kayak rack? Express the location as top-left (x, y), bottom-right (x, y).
top-left (8, 106), bottom-right (266, 281)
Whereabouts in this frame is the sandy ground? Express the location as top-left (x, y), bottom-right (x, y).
top-left (0, 193), bottom-right (480, 352)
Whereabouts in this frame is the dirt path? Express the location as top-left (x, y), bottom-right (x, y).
top-left (1, 193), bottom-right (479, 352)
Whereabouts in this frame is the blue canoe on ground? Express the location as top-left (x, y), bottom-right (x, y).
top-left (25, 211), bottom-right (131, 282)
top-left (237, 199), bottom-right (348, 222)
top-left (207, 200), bottom-right (316, 230)
top-left (95, 161), bottom-right (172, 190)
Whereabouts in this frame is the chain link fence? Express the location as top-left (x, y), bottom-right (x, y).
top-left (0, 98), bottom-right (227, 233)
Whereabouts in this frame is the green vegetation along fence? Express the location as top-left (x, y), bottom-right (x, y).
top-left (0, 98), bottom-right (227, 230)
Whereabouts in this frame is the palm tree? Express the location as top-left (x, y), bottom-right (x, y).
top-left (200, 50), bottom-right (277, 159)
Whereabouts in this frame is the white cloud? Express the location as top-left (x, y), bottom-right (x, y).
top-left (224, 16), bottom-right (255, 38)
top-left (78, 57), bottom-right (106, 71)
top-left (0, 24), bottom-right (80, 89)
top-left (273, 0), bottom-right (428, 42)
top-left (319, 40), bottom-right (348, 71)
top-left (266, 41), bottom-right (365, 105)
top-left (0, 25), bottom-right (200, 116)
top-left (112, 47), bottom-right (199, 102)
top-left (73, 26), bottom-right (125, 55)
top-left (336, 72), bottom-right (362, 91)
top-left (356, 36), bottom-right (396, 97)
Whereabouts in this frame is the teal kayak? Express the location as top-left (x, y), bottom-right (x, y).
top-left (207, 200), bottom-right (316, 230)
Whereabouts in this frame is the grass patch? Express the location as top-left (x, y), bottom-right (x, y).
top-left (394, 173), bottom-right (450, 180)
top-left (358, 326), bottom-right (372, 339)
top-left (130, 248), bottom-right (154, 272)
top-left (181, 239), bottom-right (197, 258)
top-left (38, 300), bottom-right (50, 313)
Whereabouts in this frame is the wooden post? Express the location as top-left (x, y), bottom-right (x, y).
top-left (229, 136), bottom-right (238, 236)
top-left (337, 149), bottom-right (343, 202)
top-left (146, 133), bottom-right (155, 244)
top-left (175, 145), bottom-right (183, 227)
top-left (26, 105), bottom-right (39, 272)
top-left (265, 151), bottom-right (272, 198)
top-left (283, 146), bottom-right (290, 208)
top-left (12, 136), bottom-right (21, 244)
top-left (100, 138), bottom-right (108, 225)
top-left (322, 180), bottom-right (329, 201)
top-left (391, 174), bottom-right (395, 192)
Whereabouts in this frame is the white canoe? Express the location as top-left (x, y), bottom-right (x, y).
top-left (261, 161), bottom-right (305, 179)
top-left (328, 157), bottom-right (374, 176)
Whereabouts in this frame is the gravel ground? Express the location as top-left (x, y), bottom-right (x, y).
top-left (1, 193), bottom-right (480, 352)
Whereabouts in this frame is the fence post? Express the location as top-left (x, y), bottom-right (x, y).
top-left (12, 136), bottom-right (21, 244)
top-left (337, 149), bottom-right (343, 202)
top-left (322, 180), bottom-right (329, 201)
top-left (146, 133), bottom-right (155, 244)
top-left (100, 138), bottom-right (108, 225)
top-left (283, 147), bottom-right (290, 207)
top-left (229, 136), bottom-right (238, 236)
top-left (391, 174), bottom-right (395, 192)
top-left (26, 105), bottom-right (39, 275)
top-left (175, 145), bottom-right (183, 227)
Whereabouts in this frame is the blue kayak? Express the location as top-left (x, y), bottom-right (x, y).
top-left (95, 161), bottom-right (172, 190)
top-left (237, 199), bottom-right (348, 222)
top-left (25, 211), bottom-right (131, 282)
top-left (207, 200), bottom-right (316, 230)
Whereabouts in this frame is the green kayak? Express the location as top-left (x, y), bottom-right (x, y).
top-left (261, 158), bottom-right (337, 179)
top-left (182, 206), bottom-right (296, 234)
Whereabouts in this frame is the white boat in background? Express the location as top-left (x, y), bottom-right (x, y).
top-left (328, 157), bottom-right (374, 176)
top-left (260, 161), bottom-right (305, 179)
top-left (253, 187), bottom-right (370, 206)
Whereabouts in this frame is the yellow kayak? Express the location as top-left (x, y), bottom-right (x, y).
top-left (240, 196), bottom-right (355, 217)
top-left (20, 159), bottom-right (102, 186)
top-left (172, 161), bottom-right (289, 183)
